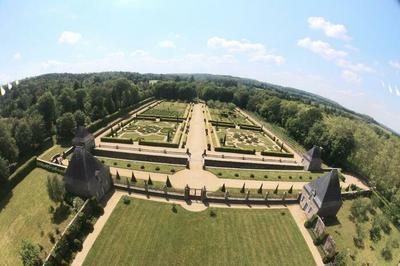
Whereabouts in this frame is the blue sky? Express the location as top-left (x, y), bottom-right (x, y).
top-left (1, 0), bottom-right (400, 131)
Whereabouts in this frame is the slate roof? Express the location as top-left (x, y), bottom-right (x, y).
top-left (304, 169), bottom-right (341, 208)
top-left (72, 126), bottom-right (93, 146)
top-left (65, 146), bottom-right (106, 182)
top-left (304, 145), bottom-right (321, 161)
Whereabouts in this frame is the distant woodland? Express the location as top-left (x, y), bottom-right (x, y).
top-left (0, 72), bottom-right (399, 225)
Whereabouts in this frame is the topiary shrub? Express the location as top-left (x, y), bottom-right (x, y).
top-left (264, 175), bottom-right (268, 178)
top-left (123, 196), bottom-right (131, 205)
top-left (240, 183), bottom-right (246, 193)
top-left (171, 204), bottom-right (177, 213)
top-left (127, 163), bottom-right (131, 167)
top-left (278, 175), bottom-right (281, 179)
top-left (234, 173), bottom-right (239, 177)
top-left (299, 175), bottom-right (303, 179)
top-left (148, 175), bottom-right (153, 186)
top-left (170, 168), bottom-right (176, 173)
top-left (113, 162), bottom-right (117, 166)
top-left (289, 176), bottom-right (292, 179)
top-left (140, 165), bottom-right (145, 169)
top-left (218, 172), bottom-right (222, 176)
top-left (221, 183), bottom-right (226, 192)
top-left (155, 166), bottom-right (160, 171)
top-left (250, 174), bottom-right (255, 178)
top-left (209, 210), bottom-right (217, 218)
top-left (116, 171), bottom-right (121, 180)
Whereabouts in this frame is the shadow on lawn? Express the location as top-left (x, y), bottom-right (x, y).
top-left (324, 216), bottom-right (341, 227)
top-left (52, 204), bottom-right (71, 224)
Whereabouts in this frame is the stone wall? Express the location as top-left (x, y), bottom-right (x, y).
top-left (205, 158), bottom-right (303, 170)
top-left (93, 148), bottom-right (188, 165)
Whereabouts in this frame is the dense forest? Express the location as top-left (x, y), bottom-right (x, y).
top-left (0, 71), bottom-right (399, 225)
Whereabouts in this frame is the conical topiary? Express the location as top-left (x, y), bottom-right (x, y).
top-left (221, 183), bottom-right (226, 192)
top-left (240, 183), bottom-right (246, 193)
top-left (148, 175), bottom-right (153, 185)
top-left (274, 184), bottom-right (279, 194)
top-left (131, 172), bottom-right (137, 183)
top-left (116, 171), bottom-right (120, 180)
top-left (257, 183), bottom-right (263, 194)
top-left (166, 176), bottom-right (172, 188)
top-left (288, 185), bottom-right (293, 194)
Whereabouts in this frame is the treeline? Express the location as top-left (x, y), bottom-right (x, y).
top-left (0, 74), bottom-right (149, 183)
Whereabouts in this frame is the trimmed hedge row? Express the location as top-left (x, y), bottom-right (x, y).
top-left (261, 150), bottom-right (294, 158)
top-left (5, 156), bottom-right (37, 191)
top-left (238, 124), bottom-right (262, 131)
top-left (137, 113), bottom-right (185, 120)
top-left (37, 160), bottom-right (66, 175)
top-left (87, 98), bottom-right (154, 133)
top-left (214, 147), bottom-right (256, 155)
top-left (160, 117), bottom-right (185, 122)
top-left (100, 137), bottom-right (133, 144)
top-left (138, 140), bottom-right (179, 148)
top-left (209, 120), bottom-right (236, 128)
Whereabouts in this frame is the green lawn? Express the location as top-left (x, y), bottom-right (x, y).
top-left (0, 168), bottom-right (74, 265)
top-left (97, 157), bottom-right (185, 174)
top-left (207, 167), bottom-right (323, 182)
top-left (39, 144), bottom-right (70, 162)
top-left (325, 199), bottom-right (400, 265)
top-left (209, 107), bottom-right (250, 124)
top-left (118, 120), bottom-right (181, 143)
top-left (84, 198), bottom-right (315, 266)
top-left (142, 101), bottom-right (189, 118)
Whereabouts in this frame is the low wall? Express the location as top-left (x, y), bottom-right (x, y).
top-left (205, 158), bottom-right (304, 170)
top-left (93, 148), bottom-right (188, 165)
top-left (37, 158), bottom-right (67, 174)
top-left (114, 184), bottom-right (299, 205)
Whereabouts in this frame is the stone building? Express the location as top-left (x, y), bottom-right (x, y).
top-left (65, 146), bottom-right (113, 201)
top-left (300, 169), bottom-right (342, 218)
top-left (302, 145), bottom-right (322, 172)
top-left (72, 126), bottom-right (95, 151)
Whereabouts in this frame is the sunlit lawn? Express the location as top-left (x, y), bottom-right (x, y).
top-left (84, 198), bottom-right (314, 266)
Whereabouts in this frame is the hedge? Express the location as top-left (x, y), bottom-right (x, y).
top-left (37, 160), bottom-right (66, 175)
top-left (4, 156), bottom-right (37, 191)
top-left (137, 114), bottom-right (185, 120)
top-left (160, 117), bottom-right (185, 122)
top-left (209, 120), bottom-right (236, 128)
top-left (238, 124), bottom-right (262, 131)
top-left (138, 140), bottom-right (179, 148)
top-left (214, 147), bottom-right (256, 155)
top-left (100, 137), bottom-right (133, 144)
top-left (261, 150), bottom-right (294, 158)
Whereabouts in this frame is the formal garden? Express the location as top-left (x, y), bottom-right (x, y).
top-left (83, 198), bottom-right (315, 266)
top-left (140, 101), bottom-right (189, 119)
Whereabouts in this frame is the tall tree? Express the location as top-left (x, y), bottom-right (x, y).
top-left (14, 120), bottom-right (33, 155)
top-left (46, 174), bottom-right (66, 206)
top-left (56, 112), bottom-right (76, 140)
top-left (37, 92), bottom-right (56, 129)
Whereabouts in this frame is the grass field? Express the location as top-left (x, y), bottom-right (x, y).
top-left (141, 101), bottom-right (188, 118)
top-left (209, 107), bottom-right (250, 124)
top-left (39, 144), bottom-right (70, 161)
top-left (0, 168), bottom-right (73, 265)
top-left (215, 127), bottom-right (279, 152)
top-left (98, 157), bottom-right (185, 174)
top-left (207, 167), bottom-right (323, 182)
top-left (325, 199), bottom-right (400, 265)
top-left (83, 198), bottom-right (314, 266)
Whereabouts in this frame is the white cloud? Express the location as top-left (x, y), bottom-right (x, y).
top-left (341, 70), bottom-right (361, 84)
top-left (297, 37), bottom-right (347, 60)
top-left (130, 49), bottom-right (149, 57)
top-left (13, 52), bottom-right (22, 60)
top-left (336, 59), bottom-right (374, 73)
top-left (389, 60), bottom-right (400, 70)
top-left (58, 31), bottom-right (81, 44)
top-left (159, 40), bottom-right (176, 48)
top-left (308, 17), bottom-right (351, 41)
top-left (41, 60), bottom-right (64, 69)
top-left (207, 36), bottom-right (284, 65)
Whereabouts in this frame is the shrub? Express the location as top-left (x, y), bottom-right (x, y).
top-left (48, 232), bottom-right (55, 244)
top-left (127, 163), bottom-right (131, 167)
top-left (264, 175), bottom-right (268, 179)
top-left (314, 232), bottom-right (328, 246)
top-left (299, 175), bottom-right (303, 179)
top-left (218, 172), bottom-right (222, 176)
top-left (221, 183), bottom-right (226, 192)
top-left (257, 184), bottom-right (263, 194)
top-left (309, 176), bottom-right (312, 180)
top-left (370, 223), bottom-right (381, 242)
top-left (274, 184), bottom-right (279, 194)
top-left (123, 196), bottom-right (131, 205)
top-left (140, 165), bottom-right (145, 169)
top-left (170, 168), bottom-right (175, 173)
top-left (381, 246), bottom-right (393, 261)
top-left (240, 183), bottom-right (246, 193)
top-left (131, 172), bottom-right (137, 183)
top-left (234, 173), bottom-right (239, 177)
top-left (171, 204), bottom-right (177, 213)
top-left (116, 171), bottom-right (121, 180)
top-left (288, 185), bottom-right (293, 194)
top-left (155, 166), bottom-right (160, 171)
top-left (278, 175), bottom-right (281, 179)
top-left (148, 175), bottom-right (153, 185)
top-left (166, 176), bottom-right (172, 188)
top-left (113, 162), bottom-right (117, 166)
top-left (289, 175), bottom-right (292, 179)
top-left (304, 215), bottom-right (318, 229)
top-left (209, 210), bottom-right (217, 218)
top-left (353, 223), bottom-right (365, 249)
top-left (250, 174), bottom-right (255, 178)
top-left (73, 239), bottom-right (83, 252)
